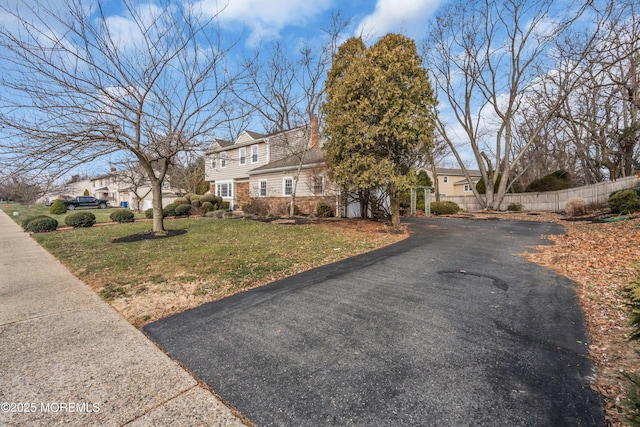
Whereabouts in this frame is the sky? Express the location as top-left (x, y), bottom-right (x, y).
top-left (181, 0), bottom-right (444, 48)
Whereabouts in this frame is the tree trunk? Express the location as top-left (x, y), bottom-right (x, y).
top-left (151, 183), bottom-right (165, 233)
top-left (389, 185), bottom-right (401, 228)
top-left (429, 162), bottom-right (441, 202)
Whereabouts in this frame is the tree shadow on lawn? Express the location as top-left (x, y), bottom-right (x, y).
top-left (111, 229), bottom-right (187, 243)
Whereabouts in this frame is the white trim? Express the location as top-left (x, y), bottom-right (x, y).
top-left (211, 154), bottom-right (217, 170)
top-left (251, 145), bottom-right (259, 164)
top-left (312, 175), bottom-right (324, 194)
top-left (283, 176), bottom-right (293, 196)
top-left (220, 152), bottom-right (227, 168)
top-left (239, 147), bottom-right (246, 165)
top-left (259, 179), bottom-right (267, 197)
top-left (216, 180), bottom-right (233, 199)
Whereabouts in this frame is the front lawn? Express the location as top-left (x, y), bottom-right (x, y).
top-left (21, 215), bottom-right (405, 326)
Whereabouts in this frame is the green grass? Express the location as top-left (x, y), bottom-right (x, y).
top-left (1, 202), bottom-right (145, 226)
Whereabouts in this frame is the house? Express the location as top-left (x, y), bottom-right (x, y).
top-left (427, 168), bottom-right (482, 198)
top-left (205, 121), bottom-right (338, 215)
top-left (48, 168), bottom-right (180, 211)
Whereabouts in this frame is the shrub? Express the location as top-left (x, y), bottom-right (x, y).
top-left (242, 198), bottom-right (270, 216)
top-left (49, 199), bottom-right (67, 215)
top-left (220, 201), bottom-right (230, 210)
top-left (316, 204), bottom-right (333, 218)
top-left (201, 201), bottom-right (215, 212)
top-left (22, 215), bottom-right (52, 231)
top-left (163, 203), bottom-right (177, 217)
top-left (25, 216), bottom-right (58, 233)
top-left (110, 209), bottom-right (135, 223)
top-left (183, 193), bottom-right (198, 203)
top-left (610, 187), bottom-right (640, 199)
top-left (565, 197), bottom-right (587, 217)
top-left (144, 208), bottom-right (154, 219)
top-left (65, 211), bottom-right (96, 228)
top-left (173, 197), bottom-right (189, 206)
top-left (22, 215), bottom-right (58, 233)
top-left (430, 201), bottom-right (461, 215)
top-left (191, 198), bottom-right (201, 209)
top-left (507, 202), bottom-right (523, 212)
top-left (608, 189), bottom-right (640, 214)
top-left (525, 169), bottom-right (573, 192)
top-left (200, 194), bottom-right (215, 204)
top-left (175, 204), bottom-right (192, 216)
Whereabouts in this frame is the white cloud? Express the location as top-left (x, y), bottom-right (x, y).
top-left (191, 0), bottom-right (334, 45)
top-left (355, 0), bottom-right (443, 40)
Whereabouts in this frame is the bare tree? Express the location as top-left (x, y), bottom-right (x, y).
top-left (423, 0), bottom-right (617, 209)
top-left (170, 154), bottom-right (208, 196)
top-left (0, 0), bottom-right (243, 232)
top-left (0, 172), bottom-right (56, 207)
top-left (111, 160), bottom-right (153, 213)
top-left (550, 7), bottom-right (640, 182)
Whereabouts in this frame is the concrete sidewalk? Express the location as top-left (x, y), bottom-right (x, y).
top-left (0, 210), bottom-right (244, 426)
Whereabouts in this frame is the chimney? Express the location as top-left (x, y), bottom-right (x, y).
top-left (310, 115), bottom-right (319, 149)
top-left (110, 167), bottom-right (117, 173)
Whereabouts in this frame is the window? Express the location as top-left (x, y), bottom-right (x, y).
top-left (239, 147), bottom-right (246, 165)
top-left (259, 180), bottom-right (267, 197)
top-left (251, 145), bottom-right (259, 163)
top-left (443, 176), bottom-right (449, 183)
top-left (464, 184), bottom-right (471, 192)
top-left (217, 182), bottom-right (232, 198)
top-left (211, 154), bottom-right (217, 170)
top-left (283, 177), bottom-right (293, 196)
top-left (221, 152), bottom-right (227, 168)
top-left (312, 176), bottom-right (324, 194)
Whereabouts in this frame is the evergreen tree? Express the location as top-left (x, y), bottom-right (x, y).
top-left (322, 34), bottom-right (436, 227)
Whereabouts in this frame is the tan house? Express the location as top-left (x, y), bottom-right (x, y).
top-left (205, 123), bottom-right (338, 215)
top-left (428, 168), bottom-right (482, 198)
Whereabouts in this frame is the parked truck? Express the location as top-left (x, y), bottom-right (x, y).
top-left (62, 196), bottom-right (110, 210)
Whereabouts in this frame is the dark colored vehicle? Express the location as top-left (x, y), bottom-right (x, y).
top-left (62, 196), bottom-right (110, 210)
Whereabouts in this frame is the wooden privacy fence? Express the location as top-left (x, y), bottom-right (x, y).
top-left (440, 175), bottom-right (640, 212)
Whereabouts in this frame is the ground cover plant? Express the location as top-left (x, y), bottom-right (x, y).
top-left (26, 216), bottom-right (405, 328)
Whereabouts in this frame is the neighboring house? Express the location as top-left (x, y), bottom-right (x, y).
top-left (48, 168), bottom-right (180, 210)
top-left (205, 122), bottom-right (338, 215)
top-left (427, 168), bottom-right (482, 198)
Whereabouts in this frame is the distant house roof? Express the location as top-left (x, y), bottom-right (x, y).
top-left (435, 167), bottom-right (482, 177)
top-left (248, 148), bottom-right (325, 175)
top-left (245, 130), bottom-right (267, 139)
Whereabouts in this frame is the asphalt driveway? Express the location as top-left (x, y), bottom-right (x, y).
top-left (144, 217), bottom-right (604, 426)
